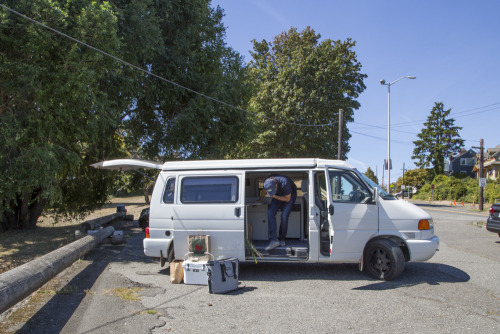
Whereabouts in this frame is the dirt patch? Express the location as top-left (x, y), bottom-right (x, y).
top-left (0, 196), bottom-right (149, 274)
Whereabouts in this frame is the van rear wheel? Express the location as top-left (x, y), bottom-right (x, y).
top-left (364, 239), bottom-right (405, 281)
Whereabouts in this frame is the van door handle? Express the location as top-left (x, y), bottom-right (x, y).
top-left (329, 204), bottom-right (334, 216)
top-left (234, 207), bottom-right (241, 217)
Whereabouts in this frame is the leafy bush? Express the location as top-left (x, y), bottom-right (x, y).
top-left (412, 175), bottom-right (500, 204)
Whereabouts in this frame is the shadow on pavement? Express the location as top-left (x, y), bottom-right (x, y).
top-left (353, 262), bottom-right (470, 291)
top-left (238, 261), bottom-right (468, 291)
top-left (16, 259), bottom-right (109, 334)
top-left (16, 221), bottom-right (148, 334)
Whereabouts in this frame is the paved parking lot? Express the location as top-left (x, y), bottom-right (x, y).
top-left (3, 202), bottom-right (500, 333)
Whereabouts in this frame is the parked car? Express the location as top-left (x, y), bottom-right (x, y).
top-left (486, 203), bottom-right (500, 237)
top-left (394, 190), bottom-right (411, 199)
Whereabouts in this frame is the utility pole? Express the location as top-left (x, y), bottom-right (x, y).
top-left (473, 138), bottom-right (485, 211)
top-left (479, 139), bottom-right (484, 211)
top-left (402, 162), bottom-right (405, 199)
top-left (338, 109), bottom-right (343, 160)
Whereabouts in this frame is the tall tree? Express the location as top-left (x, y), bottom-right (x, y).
top-left (364, 167), bottom-right (378, 184)
top-left (0, 0), bottom-right (249, 230)
top-left (117, 0), bottom-right (252, 160)
top-left (0, 0), bottom-right (125, 230)
top-left (235, 26), bottom-right (366, 158)
top-left (412, 102), bottom-right (464, 176)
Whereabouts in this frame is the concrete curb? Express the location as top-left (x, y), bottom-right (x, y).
top-left (0, 216), bottom-right (121, 314)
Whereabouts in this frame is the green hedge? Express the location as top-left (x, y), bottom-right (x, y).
top-left (412, 175), bottom-right (500, 203)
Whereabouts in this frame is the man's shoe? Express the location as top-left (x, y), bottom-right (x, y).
top-left (279, 240), bottom-right (285, 247)
top-left (265, 240), bottom-right (280, 251)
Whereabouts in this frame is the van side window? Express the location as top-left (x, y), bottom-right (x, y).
top-left (163, 178), bottom-right (176, 203)
top-left (181, 176), bottom-right (239, 203)
top-left (328, 170), bottom-right (370, 204)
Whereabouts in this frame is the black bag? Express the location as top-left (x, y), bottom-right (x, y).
top-left (206, 258), bottom-right (239, 294)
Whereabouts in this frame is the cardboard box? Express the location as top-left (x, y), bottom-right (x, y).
top-left (182, 259), bottom-right (208, 285)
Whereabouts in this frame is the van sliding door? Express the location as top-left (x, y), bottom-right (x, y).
top-left (172, 173), bottom-right (245, 260)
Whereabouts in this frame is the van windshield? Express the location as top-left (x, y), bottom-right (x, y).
top-left (356, 170), bottom-right (395, 200)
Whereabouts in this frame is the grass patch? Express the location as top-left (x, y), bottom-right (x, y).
top-left (470, 221), bottom-right (486, 228)
top-left (111, 287), bottom-right (143, 301)
top-left (58, 284), bottom-right (77, 295)
top-left (0, 196), bottom-right (149, 274)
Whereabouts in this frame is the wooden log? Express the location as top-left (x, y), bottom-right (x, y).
top-left (80, 211), bottom-right (125, 232)
top-left (0, 226), bottom-right (115, 314)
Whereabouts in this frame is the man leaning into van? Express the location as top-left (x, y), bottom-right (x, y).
top-left (258, 175), bottom-right (297, 251)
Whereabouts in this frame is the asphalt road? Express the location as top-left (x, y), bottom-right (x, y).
top-left (5, 201), bottom-right (500, 334)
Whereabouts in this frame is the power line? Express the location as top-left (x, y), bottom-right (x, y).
top-left (0, 3), bottom-right (337, 128)
top-left (392, 103), bottom-right (500, 127)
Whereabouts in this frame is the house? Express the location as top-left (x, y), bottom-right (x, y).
top-left (446, 149), bottom-right (476, 177)
top-left (473, 144), bottom-right (500, 180)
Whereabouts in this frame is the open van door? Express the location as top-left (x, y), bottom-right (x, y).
top-left (325, 167), bottom-right (378, 262)
top-left (90, 159), bottom-right (162, 171)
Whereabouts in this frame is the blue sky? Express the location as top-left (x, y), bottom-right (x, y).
top-left (210, 0), bottom-right (500, 186)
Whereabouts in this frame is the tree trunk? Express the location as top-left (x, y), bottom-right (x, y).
top-left (0, 189), bottom-right (47, 231)
top-left (144, 184), bottom-right (150, 205)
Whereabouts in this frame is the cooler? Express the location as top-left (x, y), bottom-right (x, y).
top-left (182, 259), bottom-right (209, 285)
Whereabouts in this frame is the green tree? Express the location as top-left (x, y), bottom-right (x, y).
top-left (402, 168), bottom-right (433, 189)
top-left (412, 102), bottom-right (464, 176)
top-left (236, 26), bottom-right (366, 158)
top-left (118, 0), bottom-right (252, 160)
top-left (0, 0), bottom-right (252, 231)
top-left (0, 0), bottom-right (125, 230)
top-left (364, 167), bottom-right (378, 184)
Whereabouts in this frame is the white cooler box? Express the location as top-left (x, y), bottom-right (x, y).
top-left (182, 260), bottom-right (209, 285)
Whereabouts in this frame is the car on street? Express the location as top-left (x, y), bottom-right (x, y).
top-left (394, 189), bottom-right (412, 199)
top-left (486, 202), bottom-right (500, 237)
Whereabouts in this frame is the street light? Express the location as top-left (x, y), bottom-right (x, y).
top-left (380, 75), bottom-right (416, 194)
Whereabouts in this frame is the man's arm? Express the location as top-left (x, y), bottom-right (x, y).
top-left (258, 189), bottom-right (267, 202)
top-left (273, 194), bottom-right (291, 202)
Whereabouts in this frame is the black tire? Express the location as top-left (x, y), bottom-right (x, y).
top-left (364, 239), bottom-right (405, 281)
top-left (138, 208), bottom-right (150, 230)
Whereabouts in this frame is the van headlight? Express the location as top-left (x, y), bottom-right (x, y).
top-left (418, 219), bottom-right (433, 230)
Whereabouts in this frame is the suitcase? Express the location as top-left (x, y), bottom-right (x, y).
top-left (206, 258), bottom-right (239, 294)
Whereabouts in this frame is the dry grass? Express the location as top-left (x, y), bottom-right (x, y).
top-left (0, 196), bottom-right (149, 274)
top-left (109, 287), bottom-right (143, 301)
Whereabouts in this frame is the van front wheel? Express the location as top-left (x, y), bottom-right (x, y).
top-left (364, 239), bottom-right (405, 281)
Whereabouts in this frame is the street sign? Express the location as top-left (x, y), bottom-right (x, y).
top-left (431, 184), bottom-right (435, 190)
top-left (384, 159), bottom-right (392, 170)
top-left (479, 178), bottom-right (487, 188)
top-left (401, 185), bottom-right (406, 190)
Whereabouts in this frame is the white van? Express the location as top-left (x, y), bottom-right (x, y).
top-left (92, 158), bottom-right (439, 280)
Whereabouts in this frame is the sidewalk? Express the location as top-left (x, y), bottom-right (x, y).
top-left (405, 198), bottom-right (489, 212)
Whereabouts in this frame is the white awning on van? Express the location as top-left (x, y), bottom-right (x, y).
top-left (90, 159), bottom-right (162, 170)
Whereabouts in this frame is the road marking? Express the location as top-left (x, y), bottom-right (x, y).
top-left (423, 206), bottom-right (489, 217)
